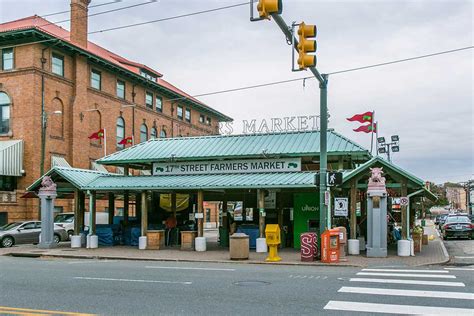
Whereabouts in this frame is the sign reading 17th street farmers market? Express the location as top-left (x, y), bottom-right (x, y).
top-left (153, 158), bottom-right (301, 175)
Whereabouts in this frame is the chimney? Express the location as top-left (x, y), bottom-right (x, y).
top-left (70, 0), bottom-right (91, 47)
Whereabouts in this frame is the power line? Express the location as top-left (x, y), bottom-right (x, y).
top-left (51, 1), bottom-right (158, 25)
top-left (327, 46), bottom-right (474, 75)
top-left (40, 0), bottom-right (122, 18)
top-left (88, 1), bottom-right (249, 34)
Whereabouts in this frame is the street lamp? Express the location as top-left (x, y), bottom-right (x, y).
top-left (377, 135), bottom-right (400, 162)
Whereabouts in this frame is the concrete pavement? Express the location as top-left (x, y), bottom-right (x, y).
top-left (0, 224), bottom-right (449, 267)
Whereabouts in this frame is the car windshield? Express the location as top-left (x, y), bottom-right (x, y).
top-left (446, 216), bottom-right (470, 224)
top-left (54, 214), bottom-right (74, 223)
top-left (0, 222), bottom-right (22, 230)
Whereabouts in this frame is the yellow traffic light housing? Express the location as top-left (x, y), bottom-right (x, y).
top-left (297, 22), bottom-right (317, 69)
top-left (257, 0), bottom-right (282, 20)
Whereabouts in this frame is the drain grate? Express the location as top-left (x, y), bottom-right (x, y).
top-left (233, 281), bottom-right (271, 287)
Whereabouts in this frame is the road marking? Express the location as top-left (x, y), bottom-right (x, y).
top-left (145, 266), bottom-right (235, 271)
top-left (0, 305), bottom-right (94, 315)
top-left (324, 301), bottom-right (474, 315)
top-left (357, 272), bottom-right (456, 279)
top-left (68, 260), bottom-right (118, 265)
top-left (74, 276), bottom-right (192, 285)
top-left (454, 256), bottom-right (474, 259)
top-left (362, 268), bottom-right (449, 273)
top-left (444, 267), bottom-right (474, 271)
top-left (350, 278), bottom-right (465, 287)
top-left (338, 286), bottom-right (474, 300)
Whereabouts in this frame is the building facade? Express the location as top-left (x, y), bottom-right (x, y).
top-left (0, 0), bottom-right (231, 224)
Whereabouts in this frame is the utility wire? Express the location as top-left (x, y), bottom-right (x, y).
top-left (40, 0), bottom-right (122, 18)
top-left (327, 46), bottom-right (474, 75)
top-left (88, 1), bottom-right (249, 34)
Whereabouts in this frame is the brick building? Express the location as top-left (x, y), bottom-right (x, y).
top-left (0, 0), bottom-right (231, 224)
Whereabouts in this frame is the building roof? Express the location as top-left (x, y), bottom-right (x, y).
top-left (27, 166), bottom-right (110, 192)
top-left (0, 15), bottom-right (231, 122)
top-left (97, 130), bottom-right (371, 166)
top-left (84, 172), bottom-right (317, 191)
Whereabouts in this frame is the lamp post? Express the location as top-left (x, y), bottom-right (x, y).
top-left (377, 135), bottom-right (400, 162)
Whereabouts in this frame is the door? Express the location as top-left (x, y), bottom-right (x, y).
top-left (0, 212), bottom-right (7, 226)
top-left (15, 222), bottom-right (37, 244)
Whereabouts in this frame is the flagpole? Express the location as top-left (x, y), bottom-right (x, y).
top-left (103, 128), bottom-right (107, 157)
top-left (370, 110), bottom-right (375, 155)
top-left (375, 120), bottom-right (379, 156)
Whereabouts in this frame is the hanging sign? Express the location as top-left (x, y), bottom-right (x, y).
top-left (334, 197), bottom-right (349, 216)
top-left (153, 158), bottom-right (301, 175)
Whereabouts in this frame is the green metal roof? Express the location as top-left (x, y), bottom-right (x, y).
top-left (84, 172), bottom-right (318, 191)
top-left (27, 166), bottom-right (111, 192)
top-left (97, 130), bottom-right (370, 166)
top-left (342, 156), bottom-right (425, 188)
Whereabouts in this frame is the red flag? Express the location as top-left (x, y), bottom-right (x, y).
top-left (88, 128), bottom-right (104, 140)
top-left (347, 111), bottom-right (373, 124)
top-left (118, 136), bottom-right (133, 145)
top-left (353, 123), bottom-right (377, 133)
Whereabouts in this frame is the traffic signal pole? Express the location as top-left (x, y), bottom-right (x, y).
top-left (271, 13), bottom-right (330, 234)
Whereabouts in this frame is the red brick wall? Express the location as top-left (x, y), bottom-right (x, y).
top-left (0, 42), bottom-right (224, 221)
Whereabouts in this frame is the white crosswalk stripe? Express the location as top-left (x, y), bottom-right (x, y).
top-left (324, 267), bottom-right (474, 314)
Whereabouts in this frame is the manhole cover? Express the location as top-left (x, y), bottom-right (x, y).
top-left (233, 281), bottom-right (271, 287)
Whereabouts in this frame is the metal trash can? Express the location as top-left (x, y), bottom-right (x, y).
top-left (229, 233), bottom-right (249, 260)
top-left (421, 219), bottom-right (426, 227)
top-left (219, 226), bottom-right (229, 247)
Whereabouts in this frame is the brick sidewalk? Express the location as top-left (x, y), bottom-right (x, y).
top-left (0, 221), bottom-right (448, 267)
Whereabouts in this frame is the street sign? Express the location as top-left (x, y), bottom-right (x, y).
top-left (327, 172), bottom-right (343, 186)
top-left (400, 196), bottom-right (409, 206)
top-left (334, 198), bottom-right (348, 216)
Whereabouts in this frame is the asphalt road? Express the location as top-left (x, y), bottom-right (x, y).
top-left (0, 256), bottom-right (473, 315)
top-left (443, 239), bottom-right (474, 265)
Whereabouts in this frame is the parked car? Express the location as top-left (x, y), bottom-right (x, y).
top-left (438, 215), bottom-right (448, 229)
top-left (441, 215), bottom-right (473, 240)
top-left (54, 213), bottom-right (75, 240)
top-left (0, 221), bottom-right (68, 248)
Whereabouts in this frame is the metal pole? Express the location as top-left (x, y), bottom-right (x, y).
top-left (319, 75), bottom-right (328, 234)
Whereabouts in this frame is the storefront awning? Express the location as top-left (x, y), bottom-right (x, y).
top-left (84, 172), bottom-right (318, 191)
top-left (0, 140), bottom-right (23, 176)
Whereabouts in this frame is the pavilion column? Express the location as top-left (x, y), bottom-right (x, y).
top-left (258, 189), bottom-right (265, 238)
top-left (141, 191), bottom-right (148, 236)
top-left (74, 189), bottom-right (81, 235)
top-left (89, 191), bottom-right (97, 235)
top-left (135, 193), bottom-right (142, 222)
top-left (123, 190), bottom-right (129, 225)
top-left (350, 180), bottom-right (357, 240)
top-left (171, 192), bottom-right (177, 220)
top-left (401, 180), bottom-right (408, 239)
top-left (197, 190), bottom-right (204, 237)
top-left (78, 191), bottom-right (85, 231)
top-left (108, 193), bottom-right (115, 225)
top-left (221, 195), bottom-right (228, 229)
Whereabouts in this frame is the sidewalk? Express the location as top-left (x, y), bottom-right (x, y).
top-left (0, 223), bottom-right (449, 267)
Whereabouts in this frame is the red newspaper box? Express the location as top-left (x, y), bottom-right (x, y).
top-left (300, 232), bottom-right (318, 262)
top-left (321, 228), bottom-right (340, 263)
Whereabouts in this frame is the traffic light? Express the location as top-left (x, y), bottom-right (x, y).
top-left (257, 0), bottom-right (282, 19)
top-left (297, 22), bottom-right (317, 69)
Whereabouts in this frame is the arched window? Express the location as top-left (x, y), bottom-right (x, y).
top-left (160, 129), bottom-right (166, 138)
top-left (116, 117), bottom-right (125, 149)
top-left (0, 92), bottom-right (11, 134)
top-left (150, 127), bottom-right (157, 139)
top-left (140, 123), bottom-right (148, 143)
top-left (50, 98), bottom-right (64, 138)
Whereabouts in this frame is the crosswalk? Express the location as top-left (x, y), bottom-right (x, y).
top-left (324, 267), bottom-right (474, 315)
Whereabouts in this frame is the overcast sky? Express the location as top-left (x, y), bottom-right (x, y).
top-left (1, 0), bottom-right (472, 185)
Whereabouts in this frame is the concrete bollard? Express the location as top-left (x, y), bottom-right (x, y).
top-left (71, 235), bottom-right (82, 248)
top-left (256, 238), bottom-right (267, 253)
top-left (397, 240), bottom-right (411, 257)
top-left (139, 236), bottom-right (147, 250)
top-left (348, 239), bottom-right (360, 255)
top-left (86, 235), bottom-right (98, 249)
top-left (195, 237), bottom-right (206, 252)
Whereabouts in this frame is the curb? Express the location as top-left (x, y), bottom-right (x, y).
top-left (6, 252), bottom-right (364, 268)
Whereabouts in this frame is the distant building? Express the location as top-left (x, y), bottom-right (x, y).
top-left (0, 0), bottom-right (231, 224)
top-left (445, 185), bottom-right (467, 211)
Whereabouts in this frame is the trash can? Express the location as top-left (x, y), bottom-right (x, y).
top-left (229, 233), bottom-right (249, 260)
top-left (421, 219), bottom-right (426, 227)
top-left (219, 226), bottom-right (229, 247)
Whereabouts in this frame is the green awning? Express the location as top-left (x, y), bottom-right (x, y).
top-left (97, 130), bottom-right (371, 166)
top-left (84, 172), bottom-right (318, 191)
